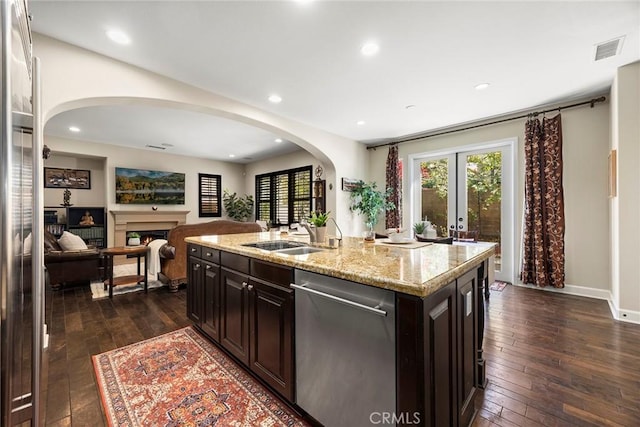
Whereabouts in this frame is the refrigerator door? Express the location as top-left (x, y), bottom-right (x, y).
top-left (1, 1), bottom-right (42, 425)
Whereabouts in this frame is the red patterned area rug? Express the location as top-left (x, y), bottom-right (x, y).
top-left (92, 327), bottom-right (308, 426)
top-left (490, 280), bottom-right (510, 292)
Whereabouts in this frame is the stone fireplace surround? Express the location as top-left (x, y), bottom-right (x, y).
top-left (110, 210), bottom-right (189, 264)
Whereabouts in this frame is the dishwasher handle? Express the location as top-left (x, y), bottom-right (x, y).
top-left (291, 283), bottom-right (387, 317)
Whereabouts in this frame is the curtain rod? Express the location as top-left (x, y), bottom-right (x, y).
top-left (366, 96), bottom-right (607, 150)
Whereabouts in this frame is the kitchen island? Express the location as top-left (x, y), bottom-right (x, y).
top-left (185, 232), bottom-right (495, 427)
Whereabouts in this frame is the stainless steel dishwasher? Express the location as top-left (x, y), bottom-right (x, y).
top-left (293, 270), bottom-right (396, 427)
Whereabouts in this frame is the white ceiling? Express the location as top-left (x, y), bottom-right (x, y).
top-left (31, 0), bottom-right (640, 161)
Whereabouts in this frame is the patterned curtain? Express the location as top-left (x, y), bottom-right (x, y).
top-left (521, 114), bottom-right (565, 288)
top-left (385, 145), bottom-right (402, 229)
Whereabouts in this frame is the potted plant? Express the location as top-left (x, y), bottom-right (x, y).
top-left (309, 211), bottom-right (330, 243)
top-left (127, 232), bottom-right (141, 246)
top-left (413, 222), bottom-right (426, 238)
top-left (223, 189), bottom-right (254, 222)
top-left (349, 181), bottom-right (396, 242)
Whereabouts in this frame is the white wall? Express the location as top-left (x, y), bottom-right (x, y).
top-left (368, 102), bottom-right (611, 295)
top-left (44, 136), bottom-right (245, 246)
top-left (610, 61), bottom-right (640, 321)
top-left (33, 34), bottom-right (368, 236)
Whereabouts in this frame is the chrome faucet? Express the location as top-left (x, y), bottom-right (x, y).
top-left (299, 220), bottom-right (318, 243)
top-left (327, 217), bottom-right (343, 247)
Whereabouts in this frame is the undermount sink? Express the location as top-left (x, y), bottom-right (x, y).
top-left (274, 246), bottom-right (326, 256)
top-left (242, 240), bottom-right (307, 251)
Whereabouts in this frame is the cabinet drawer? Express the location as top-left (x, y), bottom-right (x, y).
top-left (187, 244), bottom-right (201, 258)
top-left (202, 248), bottom-right (220, 264)
top-left (221, 251), bottom-right (250, 274)
top-left (251, 259), bottom-right (293, 287)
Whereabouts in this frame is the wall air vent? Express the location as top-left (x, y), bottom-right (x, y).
top-left (594, 36), bottom-right (624, 61)
top-left (145, 144), bottom-right (166, 150)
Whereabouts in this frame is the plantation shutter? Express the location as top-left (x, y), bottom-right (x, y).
top-left (199, 173), bottom-right (222, 217)
top-left (256, 175), bottom-right (271, 222)
top-left (292, 168), bottom-right (312, 222)
top-left (254, 166), bottom-right (312, 225)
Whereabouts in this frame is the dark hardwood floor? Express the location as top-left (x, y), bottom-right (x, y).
top-left (43, 284), bottom-right (190, 426)
top-left (473, 285), bottom-right (640, 427)
top-left (43, 281), bottom-right (640, 426)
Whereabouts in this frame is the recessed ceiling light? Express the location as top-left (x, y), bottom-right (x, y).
top-left (68, 126), bottom-right (80, 133)
top-left (356, 120), bottom-right (366, 126)
top-left (268, 94), bottom-right (282, 104)
top-left (275, 138), bottom-right (283, 143)
top-left (405, 104), bottom-right (416, 110)
top-left (475, 83), bottom-right (490, 90)
top-left (229, 154), bottom-right (236, 158)
top-left (106, 29), bottom-right (131, 45)
top-left (360, 42), bottom-right (379, 56)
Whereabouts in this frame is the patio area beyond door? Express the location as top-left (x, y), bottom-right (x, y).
top-left (413, 141), bottom-right (515, 282)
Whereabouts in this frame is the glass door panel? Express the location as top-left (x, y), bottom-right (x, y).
top-left (419, 156), bottom-right (452, 237)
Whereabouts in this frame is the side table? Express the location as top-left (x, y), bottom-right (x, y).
top-left (101, 246), bottom-right (150, 298)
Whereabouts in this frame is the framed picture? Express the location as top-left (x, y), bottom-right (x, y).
top-left (341, 178), bottom-right (360, 192)
top-left (608, 149), bottom-right (617, 198)
top-left (115, 167), bottom-right (185, 204)
top-left (44, 168), bottom-right (91, 189)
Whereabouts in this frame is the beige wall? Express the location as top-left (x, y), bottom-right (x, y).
top-left (44, 136), bottom-right (245, 247)
top-left (610, 61), bottom-right (640, 320)
top-left (368, 102), bottom-right (610, 294)
top-left (43, 154), bottom-right (105, 210)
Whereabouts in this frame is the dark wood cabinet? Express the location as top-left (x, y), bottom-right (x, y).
top-left (397, 263), bottom-right (485, 427)
top-left (188, 245), bottom-right (221, 342)
top-left (423, 280), bottom-right (457, 427)
top-left (188, 245), bottom-right (295, 402)
top-left (456, 268), bottom-right (478, 427)
top-left (249, 277), bottom-right (294, 401)
top-left (220, 267), bottom-right (250, 365)
top-left (201, 260), bottom-right (221, 342)
top-left (187, 256), bottom-right (203, 324)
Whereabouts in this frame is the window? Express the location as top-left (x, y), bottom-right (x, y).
top-left (199, 173), bottom-right (222, 217)
top-left (256, 166), bottom-right (312, 225)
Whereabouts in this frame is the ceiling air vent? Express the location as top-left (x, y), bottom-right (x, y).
top-left (145, 144), bottom-right (166, 150)
top-left (594, 36), bottom-right (624, 61)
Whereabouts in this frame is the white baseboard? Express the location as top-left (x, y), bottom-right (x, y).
top-left (511, 282), bottom-right (640, 325)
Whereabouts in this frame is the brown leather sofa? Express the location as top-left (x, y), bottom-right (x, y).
top-left (158, 220), bottom-right (262, 291)
top-left (44, 230), bottom-right (102, 290)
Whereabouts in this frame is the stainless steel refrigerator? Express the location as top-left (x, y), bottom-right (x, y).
top-left (1, 0), bottom-right (45, 425)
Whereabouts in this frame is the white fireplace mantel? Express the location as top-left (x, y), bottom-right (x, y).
top-left (110, 210), bottom-right (189, 248)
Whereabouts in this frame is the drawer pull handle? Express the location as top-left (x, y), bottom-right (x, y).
top-left (247, 284), bottom-right (254, 291)
top-left (242, 281), bottom-right (248, 288)
top-left (194, 264), bottom-right (201, 270)
top-left (191, 248), bottom-right (197, 252)
top-left (206, 252), bottom-right (212, 257)
top-left (206, 265), bottom-right (211, 270)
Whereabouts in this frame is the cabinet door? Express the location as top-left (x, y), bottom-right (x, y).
top-left (423, 281), bottom-right (457, 427)
top-left (201, 261), bottom-right (221, 343)
top-left (457, 268), bottom-right (478, 427)
top-left (220, 267), bottom-right (250, 365)
top-left (187, 256), bottom-right (203, 324)
top-left (249, 278), bottom-right (294, 401)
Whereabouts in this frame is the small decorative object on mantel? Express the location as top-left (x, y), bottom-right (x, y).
top-left (61, 188), bottom-right (72, 207)
top-left (152, 206), bottom-right (158, 211)
top-left (127, 232), bottom-right (141, 246)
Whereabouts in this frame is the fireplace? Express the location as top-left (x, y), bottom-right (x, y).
top-left (129, 229), bottom-right (169, 246)
top-left (110, 210), bottom-right (189, 264)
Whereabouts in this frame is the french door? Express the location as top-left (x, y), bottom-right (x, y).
top-left (412, 141), bottom-right (515, 282)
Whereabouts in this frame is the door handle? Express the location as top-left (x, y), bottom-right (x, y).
top-left (291, 283), bottom-right (387, 317)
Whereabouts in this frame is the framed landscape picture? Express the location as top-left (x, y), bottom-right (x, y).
top-left (44, 168), bottom-right (91, 189)
top-left (115, 167), bottom-right (185, 204)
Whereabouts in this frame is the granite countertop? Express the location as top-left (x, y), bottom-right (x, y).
top-left (185, 232), bottom-right (495, 298)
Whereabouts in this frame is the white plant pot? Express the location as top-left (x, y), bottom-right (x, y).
top-left (128, 237), bottom-right (140, 246)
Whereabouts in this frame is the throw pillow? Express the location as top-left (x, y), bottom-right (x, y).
top-left (58, 231), bottom-right (88, 251)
